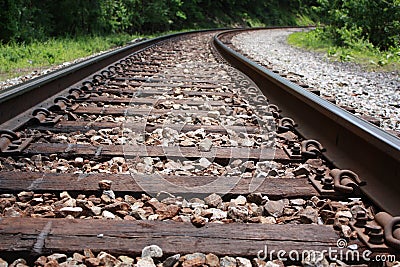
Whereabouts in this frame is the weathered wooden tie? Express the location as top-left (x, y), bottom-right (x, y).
top-left (22, 144), bottom-right (289, 162)
top-left (0, 218), bottom-right (339, 256)
top-left (0, 172), bottom-right (317, 197)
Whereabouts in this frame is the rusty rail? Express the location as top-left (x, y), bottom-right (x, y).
top-left (214, 30), bottom-right (400, 216)
top-left (0, 29), bottom-right (224, 128)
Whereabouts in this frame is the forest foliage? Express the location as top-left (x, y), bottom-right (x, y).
top-left (314, 0), bottom-right (399, 50)
top-left (0, 0), bottom-right (316, 43)
top-left (0, 0), bottom-right (398, 51)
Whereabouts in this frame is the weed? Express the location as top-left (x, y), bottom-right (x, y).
top-left (0, 34), bottom-right (141, 81)
top-left (287, 29), bottom-right (400, 72)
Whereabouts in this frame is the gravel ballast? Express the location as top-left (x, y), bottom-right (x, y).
top-left (231, 28), bottom-right (400, 133)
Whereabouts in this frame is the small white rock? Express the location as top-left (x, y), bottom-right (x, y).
top-left (102, 210), bottom-right (115, 219)
top-left (199, 157), bottom-right (212, 168)
top-left (60, 207), bottom-right (83, 217)
top-left (90, 206), bottom-right (102, 216)
top-left (199, 138), bottom-right (213, 152)
top-left (232, 195), bottom-right (247, 206)
top-left (348, 244), bottom-right (358, 250)
top-left (136, 257), bottom-right (156, 267)
top-left (207, 111), bottom-right (220, 119)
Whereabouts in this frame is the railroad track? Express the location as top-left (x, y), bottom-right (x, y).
top-left (0, 28), bottom-right (399, 266)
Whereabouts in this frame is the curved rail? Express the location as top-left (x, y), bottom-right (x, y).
top-left (0, 29), bottom-right (223, 127)
top-left (214, 29), bottom-right (400, 216)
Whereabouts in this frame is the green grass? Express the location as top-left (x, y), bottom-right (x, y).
top-left (0, 34), bottom-right (143, 81)
top-left (287, 29), bottom-right (400, 72)
top-left (294, 14), bottom-right (315, 26)
top-left (0, 30), bottom-right (210, 82)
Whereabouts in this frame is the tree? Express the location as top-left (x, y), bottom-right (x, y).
top-left (316, 0), bottom-right (400, 50)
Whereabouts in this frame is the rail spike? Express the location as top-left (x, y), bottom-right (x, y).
top-left (0, 130), bottom-right (32, 154)
top-left (375, 212), bottom-right (400, 250)
top-left (0, 129), bottom-right (19, 141)
top-left (30, 108), bottom-right (62, 125)
top-left (278, 117), bottom-right (297, 133)
top-left (100, 70), bottom-right (112, 79)
top-left (92, 74), bottom-right (105, 85)
top-left (67, 88), bottom-right (83, 100)
top-left (301, 139), bottom-right (326, 158)
top-left (81, 81), bottom-right (94, 91)
top-left (49, 96), bottom-right (71, 112)
top-left (330, 168), bottom-right (365, 194)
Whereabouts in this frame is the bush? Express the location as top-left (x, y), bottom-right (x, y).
top-left (315, 0), bottom-right (400, 50)
top-left (0, 0), bottom-right (320, 44)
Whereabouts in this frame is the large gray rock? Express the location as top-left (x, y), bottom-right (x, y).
top-left (141, 245), bottom-right (163, 258)
top-left (298, 206), bottom-right (318, 224)
top-left (264, 200), bottom-right (285, 217)
top-left (204, 193), bottom-right (223, 208)
top-left (227, 206), bottom-right (249, 221)
top-left (199, 138), bottom-right (213, 152)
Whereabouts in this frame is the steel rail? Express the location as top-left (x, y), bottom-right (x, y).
top-left (213, 29), bottom-right (400, 216)
top-left (0, 29), bottom-right (223, 126)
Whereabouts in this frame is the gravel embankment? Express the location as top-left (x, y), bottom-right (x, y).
top-left (231, 29), bottom-right (400, 133)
